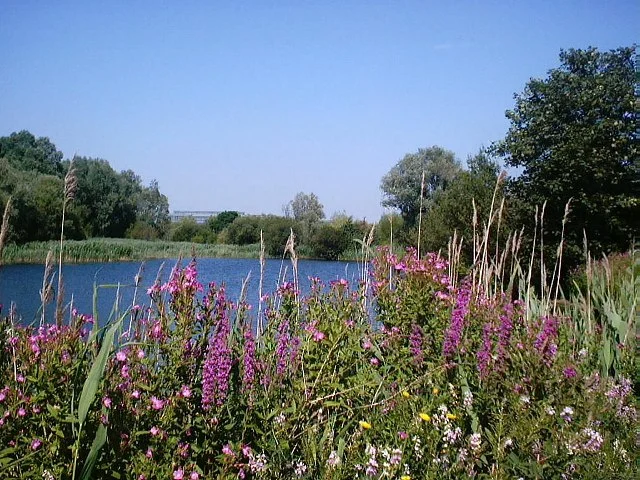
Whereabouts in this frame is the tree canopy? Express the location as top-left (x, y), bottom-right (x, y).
top-left (493, 46), bottom-right (639, 263)
top-left (381, 146), bottom-right (461, 226)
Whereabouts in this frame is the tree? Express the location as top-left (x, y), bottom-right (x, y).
top-left (0, 130), bottom-right (64, 177)
top-left (207, 211), bottom-right (240, 234)
top-left (287, 192), bottom-right (325, 223)
top-left (286, 192), bottom-right (325, 243)
top-left (493, 47), bottom-right (639, 266)
top-left (421, 151), bottom-right (504, 262)
top-left (134, 180), bottom-right (170, 239)
top-left (381, 146), bottom-right (461, 226)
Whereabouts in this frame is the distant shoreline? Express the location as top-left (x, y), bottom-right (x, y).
top-left (0, 238), bottom-right (368, 265)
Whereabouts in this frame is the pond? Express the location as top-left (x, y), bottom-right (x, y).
top-left (0, 257), bottom-right (366, 325)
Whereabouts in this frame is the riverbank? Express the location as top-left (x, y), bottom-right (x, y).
top-left (0, 238), bottom-right (263, 264)
top-left (0, 238), bottom-right (379, 265)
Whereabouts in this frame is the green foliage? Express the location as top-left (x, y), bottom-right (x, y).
top-left (0, 248), bottom-right (637, 478)
top-left (493, 47), bottom-right (640, 269)
top-left (207, 211), bottom-right (240, 234)
top-left (0, 130), bottom-right (63, 176)
top-left (381, 146), bottom-right (461, 227)
top-left (421, 150), bottom-right (504, 263)
top-left (0, 132), bottom-right (171, 245)
top-left (169, 217), bottom-right (206, 243)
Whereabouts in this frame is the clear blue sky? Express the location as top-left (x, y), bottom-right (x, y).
top-left (1, 1), bottom-right (637, 221)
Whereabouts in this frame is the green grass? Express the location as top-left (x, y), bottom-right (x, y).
top-left (0, 238), bottom-right (263, 264)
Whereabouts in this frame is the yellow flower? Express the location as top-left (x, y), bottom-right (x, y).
top-left (418, 412), bottom-right (431, 422)
top-left (401, 476), bottom-right (411, 480)
top-left (432, 387), bottom-right (439, 395)
top-left (401, 390), bottom-right (411, 399)
top-left (359, 420), bottom-right (372, 430)
top-left (446, 413), bottom-right (457, 420)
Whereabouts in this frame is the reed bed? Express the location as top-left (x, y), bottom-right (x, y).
top-left (0, 239), bottom-right (262, 264)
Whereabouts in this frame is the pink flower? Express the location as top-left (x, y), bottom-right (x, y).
top-left (398, 431), bottom-right (409, 440)
top-left (116, 351), bottom-right (127, 362)
top-left (31, 439), bottom-right (42, 450)
top-left (137, 349), bottom-right (145, 359)
top-left (180, 385), bottom-right (192, 398)
top-left (103, 397), bottom-right (112, 408)
top-left (222, 444), bottom-right (234, 456)
top-left (312, 330), bottom-right (326, 342)
top-left (173, 469), bottom-right (184, 480)
top-left (132, 390), bottom-right (141, 400)
top-left (150, 396), bottom-right (164, 410)
top-left (190, 472), bottom-right (200, 480)
top-left (145, 448), bottom-right (153, 458)
top-left (18, 407), bottom-right (26, 417)
top-left (370, 357), bottom-right (380, 366)
top-left (150, 426), bottom-right (160, 436)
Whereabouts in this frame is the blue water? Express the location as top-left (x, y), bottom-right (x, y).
top-left (0, 258), bottom-right (365, 325)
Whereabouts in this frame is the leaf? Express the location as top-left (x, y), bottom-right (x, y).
top-left (77, 316), bottom-right (122, 425)
top-left (79, 423), bottom-right (107, 480)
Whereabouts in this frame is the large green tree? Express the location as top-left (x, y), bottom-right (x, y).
top-left (0, 130), bottom-right (63, 177)
top-left (422, 151), bottom-right (504, 262)
top-left (493, 47), bottom-right (639, 265)
top-left (381, 146), bottom-right (461, 226)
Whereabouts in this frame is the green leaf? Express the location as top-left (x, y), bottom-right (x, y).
top-left (77, 316), bottom-right (122, 425)
top-left (80, 423), bottom-right (107, 480)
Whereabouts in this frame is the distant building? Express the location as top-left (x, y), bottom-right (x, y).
top-left (170, 211), bottom-right (221, 224)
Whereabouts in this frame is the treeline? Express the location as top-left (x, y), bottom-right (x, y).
top-left (0, 130), bottom-right (170, 244)
top-left (169, 207), bottom-right (373, 260)
top-left (380, 46), bottom-right (639, 275)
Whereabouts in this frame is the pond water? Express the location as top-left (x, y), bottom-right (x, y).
top-left (0, 258), bottom-right (365, 325)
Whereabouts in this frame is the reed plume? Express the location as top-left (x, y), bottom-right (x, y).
top-left (40, 250), bottom-right (55, 326)
top-left (0, 196), bottom-right (12, 268)
top-left (56, 161), bottom-right (78, 325)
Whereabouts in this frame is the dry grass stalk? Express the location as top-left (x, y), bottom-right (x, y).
top-left (257, 230), bottom-right (266, 340)
top-left (40, 250), bottom-right (55, 326)
top-left (284, 228), bottom-right (299, 302)
top-left (417, 171), bottom-right (426, 259)
top-left (359, 224), bottom-right (375, 314)
top-left (550, 199), bottom-right (572, 314)
top-left (0, 196), bottom-right (12, 268)
top-left (56, 162), bottom-right (78, 325)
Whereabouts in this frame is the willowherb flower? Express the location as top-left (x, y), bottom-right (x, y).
top-left (150, 396), bottom-right (164, 410)
top-left (496, 302), bottom-right (515, 363)
top-left (443, 281), bottom-right (472, 360)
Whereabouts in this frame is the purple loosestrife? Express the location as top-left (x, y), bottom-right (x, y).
top-left (242, 327), bottom-right (257, 394)
top-left (496, 302), bottom-right (514, 364)
top-left (201, 288), bottom-right (233, 409)
top-left (275, 320), bottom-right (291, 377)
top-left (476, 323), bottom-right (493, 378)
top-left (409, 323), bottom-right (424, 366)
top-left (534, 316), bottom-right (559, 366)
top-left (443, 281), bottom-right (472, 360)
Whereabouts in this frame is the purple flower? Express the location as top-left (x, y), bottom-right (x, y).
top-left (103, 397), bottom-right (112, 408)
top-left (409, 323), bottom-right (424, 366)
top-left (31, 439), bottom-right (42, 450)
top-left (180, 385), bottom-right (192, 398)
top-left (116, 351), bottom-right (127, 362)
top-left (275, 320), bottom-right (291, 376)
top-left (443, 282), bottom-right (472, 360)
top-left (497, 302), bottom-right (514, 363)
top-left (202, 287), bottom-right (232, 409)
top-left (150, 396), bottom-right (164, 410)
top-left (534, 316), bottom-right (559, 366)
top-left (242, 328), bottom-right (257, 394)
top-left (476, 323), bottom-right (493, 378)
top-left (173, 469), bottom-right (184, 480)
top-left (563, 366), bottom-right (577, 379)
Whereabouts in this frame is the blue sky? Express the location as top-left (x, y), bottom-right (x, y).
top-left (1, 1), bottom-right (638, 221)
